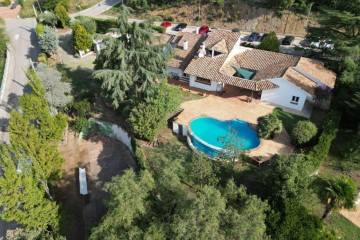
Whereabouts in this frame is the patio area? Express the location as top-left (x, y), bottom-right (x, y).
top-left (169, 79), bottom-right (294, 160)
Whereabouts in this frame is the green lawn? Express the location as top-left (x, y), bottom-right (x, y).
top-left (177, 88), bottom-right (203, 104)
top-left (326, 213), bottom-right (360, 240)
top-left (272, 107), bottom-right (307, 133)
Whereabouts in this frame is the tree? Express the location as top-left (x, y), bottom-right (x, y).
top-left (291, 120), bottom-right (317, 146)
top-left (263, 154), bottom-right (313, 201)
top-left (54, 3), bottom-right (70, 28)
top-left (189, 154), bottom-right (219, 188)
top-left (314, 85), bottom-right (332, 107)
top-left (257, 31), bottom-right (280, 52)
top-left (39, 12), bottom-right (58, 27)
top-left (8, 69), bottom-right (67, 198)
top-left (93, 5), bottom-right (172, 108)
top-left (36, 23), bottom-right (44, 37)
top-left (323, 175), bottom-right (357, 219)
top-left (75, 16), bottom-right (97, 34)
top-left (39, 0), bottom-right (70, 10)
top-left (0, 145), bottom-right (60, 235)
top-left (73, 117), bottom-right (89, 133)
top-left (128, 82), bottom-right (180, 141)
top-left (72, 22), bottom-right (92, 52)
top-left (257, 113), bottom-right (283, 139)
top-left (90, 169), bottom-right (155, 239)
top-left (39, 26), bottom-right (58, 55)
top-left (36, 63), bottom-right (72, 110)
top-left (217, 127), bottom-right (246, 163)
top-left (268, 0), bottom-right (295, 9)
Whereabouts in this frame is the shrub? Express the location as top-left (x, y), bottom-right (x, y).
top-left (257, 31), bottom-right (280, 52)
top-left (39, 12), bottom-right (58, 27)
top-left (36, 23), bottom-right (44, 37)
top-left (131, 138), bottom-right (148, 170)
top-left (54, 3), bottom-right (70, 28)
top-left (75, 16), bottom-right (97, 34)
top-left (291, 121), bottom-right (317, 146)
top-left (93, 18), bottom-right (117, 34)
top-left (150, 25), bottom-right (165, 33)
top-left (37, 53), bottom-right (48, 64)
top-left (257, 113), bottom-right (283, 139)
top-left (39, 26), bottom-right (58, 55)
top-left (306, 110), bottom-right (340, 169)
top-left (72, 22), bottom-right (92, 52)
top-left (66, 100), bottom-right (92, 118)
top-left (73, 117), bottom-right (89, 133)
top-left (3, 0), bottom-right (11, 6)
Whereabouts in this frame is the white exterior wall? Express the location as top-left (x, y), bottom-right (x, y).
top-left (189, 75), bottom-right (219, 91)
top-left (167, 67), bottom-right (184, 77)
top-left (261, 78), bottom-right (310, 111)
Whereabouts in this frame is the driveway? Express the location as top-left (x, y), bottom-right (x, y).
top-left (70, 0), bottom-right (122, 19)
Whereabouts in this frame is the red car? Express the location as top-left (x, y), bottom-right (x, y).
top-left (198, 25), bottom-right (210, 35)
top-left (160, 21), bottom-right (172, 28)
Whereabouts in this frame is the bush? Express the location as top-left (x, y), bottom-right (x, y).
top-left (54, 3), bottom-right (70, 28)
top-left (291, 121), bottom-right (317, 146)
top-left (72, 22), bottom-right (92, 52)
top-left (73, 117), bottom-right (89, 133)
top-left (3, 0), bottom-right (11, 6)
top-left (306, 110), bottom-right (340, 169)
top-left (66, 100), bottom-right (91, 118)
top-left (39, 12), bottom-right (58, 27)
top-left (39, 26), bottom-right (58, 55)
top-left (131, 138), bottom-right (148, 170)
top-left (93, 18), bottom-right (117, 34)
top-left (37, 53), bottom-right (48, 64)
top-left (257, 31), bottom-right (280, 52)
top-left (75, 16), bottom-right (97, 34)
top-left (257, 113), bottom-right (283, 139)
top-left (36, 23), bottom-right (44, 37)
top-left (150, 25), bottom-right (166, 33)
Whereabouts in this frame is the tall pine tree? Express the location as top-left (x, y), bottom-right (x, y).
top-left (93, 5), bottom-right (172, 108)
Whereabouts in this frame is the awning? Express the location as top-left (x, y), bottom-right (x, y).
top-left (232, 66), bottom-right (256, 80)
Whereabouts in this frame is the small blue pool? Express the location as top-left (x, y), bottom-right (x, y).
top-left (189, 117), bottom-right (260, 158)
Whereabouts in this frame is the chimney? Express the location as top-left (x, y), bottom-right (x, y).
top-left (211, 47), bottom-right (215, 58)
top-left (201, 42), bottom-right (206, 51)
top-left (183, 40), bottom-right (189, 50)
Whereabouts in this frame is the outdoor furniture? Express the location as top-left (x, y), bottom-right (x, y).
top-left (79, 168), bottom-right (88, 195)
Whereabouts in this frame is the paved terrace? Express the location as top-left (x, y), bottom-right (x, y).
top-left (169, 79), bottom-right (294, 160)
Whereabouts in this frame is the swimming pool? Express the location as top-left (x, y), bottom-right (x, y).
top-left (189, 117), bottom-right (260, 158)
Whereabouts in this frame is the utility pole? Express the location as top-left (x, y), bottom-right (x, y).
top-left (36, 0), bottom-right (43, 13)
top-left (305, 2), bottom-right (314, 28)
top-left (197, 0), bottom-right (201, 26)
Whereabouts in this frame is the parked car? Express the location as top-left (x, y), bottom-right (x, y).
top-left (260, 33), bottom-right (269, 41)
top-left (160, 21), bottom-right (172, 28)
top-left (174, 23), bottom-right (187, 31)
top-left (232, 28), bottom-right (240, 33)
top-left (198, 25), bottom-right (210, 35)
top-left (248, 32), bottom-right (260, 42)
top-left (282, 35), bottom-right (295, 45)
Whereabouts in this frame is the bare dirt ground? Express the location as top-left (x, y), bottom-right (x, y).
top-left (340, 205), bottom-right (360, 228)
top-left (0, 2), bottom-right (20, 20)
top-left (129, 2), bottom-right (315, 36)
top-left (55, 131), bottom-right (135, 240)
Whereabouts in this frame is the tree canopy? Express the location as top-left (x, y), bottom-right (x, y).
top-left (39, 26), bottom-right (58, 55)
top-left (257, 31), bottom-right (280, 52)
top-left (93, 5), bottom-right (172, 108)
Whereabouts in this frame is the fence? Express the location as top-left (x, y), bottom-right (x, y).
top-left (0, 47), bottom-right (11, 103)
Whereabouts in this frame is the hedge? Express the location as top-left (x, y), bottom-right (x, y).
top-left (150, 25), bottom-right (166, 33)
top-left (131, 138), bottom-right (148, 171)
top-left (306, 110), bottom-right (341, 169)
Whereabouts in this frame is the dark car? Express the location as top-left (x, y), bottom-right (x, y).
top-left (248, 32), bottom-right (260, 42)
top-left (174, 23), bottom-right (187, 31)
top-left (282, 35), bottom-right (295, 45)
top-left (260, 33), bottom-right (269, 41)
top-left (232, 28), bottom-right (240, 33)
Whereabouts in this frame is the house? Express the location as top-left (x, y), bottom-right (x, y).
top-left (168, 30), bottom-right (336, 115)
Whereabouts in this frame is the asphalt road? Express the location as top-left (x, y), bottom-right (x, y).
top-left (70, 0), bottom-right (122, 18)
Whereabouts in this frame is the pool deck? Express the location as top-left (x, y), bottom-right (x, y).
top-left (172, 80), bottom-right (294, 160)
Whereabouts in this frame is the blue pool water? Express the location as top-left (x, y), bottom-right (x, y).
top-left (189, 117), bottom-right (260, 157)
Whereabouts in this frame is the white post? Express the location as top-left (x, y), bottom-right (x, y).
top-left (32, 4), bottom-right (38, 18)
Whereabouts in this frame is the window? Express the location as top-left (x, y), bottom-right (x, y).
top-left (195, 77), bottom-right (211, 85)
top-left (291, 96), bottom-right (300, 105)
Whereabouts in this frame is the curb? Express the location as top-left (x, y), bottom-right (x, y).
top-left (0, 45), bottom-right (11, 103)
